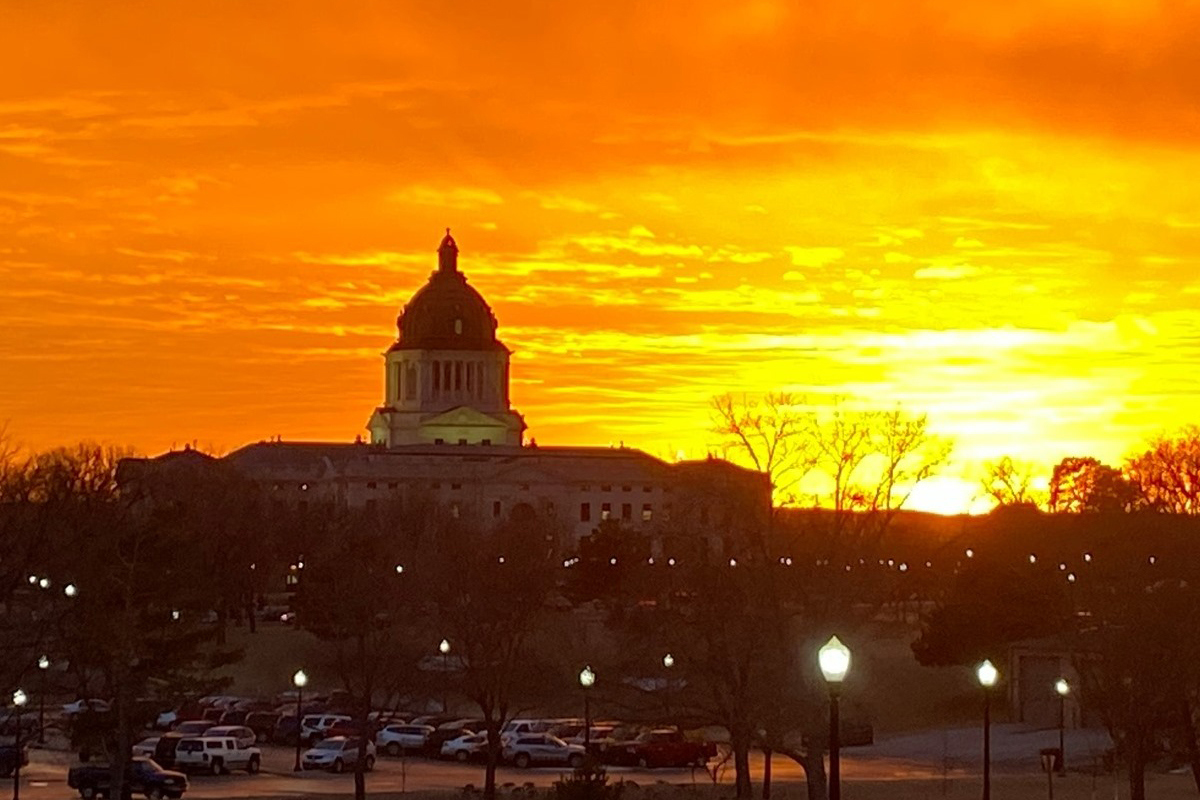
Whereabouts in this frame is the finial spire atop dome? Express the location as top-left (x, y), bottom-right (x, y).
top-left (438, 227), bottom-right (459, 273)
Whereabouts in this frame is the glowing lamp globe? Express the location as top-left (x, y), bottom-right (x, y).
top-left (439, 638), bottom-right (451, 655)
top-left (38, 655), bottom-right (49, 670)
top-left (579, 665), bottom-right (596, 689)
top-left (819, 635), bottom-right (851, 684)
top-left (293, 669), bottom-right (308, 689)
top-left (1055, 678), bottom-right (1070, 697)
top-left (663, 653), bottom-right (675, 669)
top-left (13, 689), bottom-right (27, 707)
top-left (976, 659), bottom-right (999, 688)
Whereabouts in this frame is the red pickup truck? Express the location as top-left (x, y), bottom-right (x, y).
top-left (609, 729), bottom-right (717, 768)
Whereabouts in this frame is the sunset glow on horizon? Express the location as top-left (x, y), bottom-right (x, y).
top-left (3, 2), bottom-right (1199, 514)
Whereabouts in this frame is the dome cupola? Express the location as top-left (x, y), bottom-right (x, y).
top-left (394, 229), bottom-right (504, 352)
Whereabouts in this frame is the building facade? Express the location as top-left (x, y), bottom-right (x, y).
top-left (125, 232), bottom-right (770, 548)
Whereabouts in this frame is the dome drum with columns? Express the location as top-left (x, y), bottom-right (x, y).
top-left (367, 231), bottom-right (526, 447)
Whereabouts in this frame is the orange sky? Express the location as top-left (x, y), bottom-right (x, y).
top-left (2, 1), bottom-right (1199, 513)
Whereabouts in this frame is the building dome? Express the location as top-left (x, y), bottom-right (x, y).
top-left (393, 230), bottom-right (505, 351)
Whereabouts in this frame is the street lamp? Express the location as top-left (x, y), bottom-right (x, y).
top-left (439, 639), bottom-right (451, 713)
top-left (819, 636), bottom-right (851, 800)
top-left (36, 656), bottom-right (49, 745)
top-left (977, 660), bottom-right (999, 800)
top-left (579, 666), bottom-right (596, 754)
top-left (292, 669), bottom-right (307, 772)
top-left (63, 583), bottom-right (77, 598)
top-left (662, 653), bottom-right (675, 723)
top-left (12, 689), bottom-right (27, 800)
top-left (1055, 678), bottom-right (1070, 775)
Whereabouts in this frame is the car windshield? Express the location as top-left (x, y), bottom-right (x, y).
top-left (314, 739), bottom-right (344, 751)
top-left (132, 758), bottom-right (161, 772)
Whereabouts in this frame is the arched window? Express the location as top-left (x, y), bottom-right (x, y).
top-left (454, 318), bottom-right (463, 335)
top-left (405, 363), bottom-right (417, 400)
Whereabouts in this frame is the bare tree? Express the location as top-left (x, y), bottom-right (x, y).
top-left (420, 512), bottom-right (562, 800)
top-left (979, 455), bottom-right (1042, 508)
top-left (1049, 457), bottom-right (1138, 513)
top-left (711, 393), bottom-right (817, 504)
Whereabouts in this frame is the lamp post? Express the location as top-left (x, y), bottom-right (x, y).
top-left (1055, 678), bottom-right (1070, 775)
top-left (36, 656), bottom-right (49, 745)
top-left (579, 666), bottom-right (596, 754)
top-left (292, 669), bottom-right (307, 772)
top-left (13, 689), bottom-right (27, 800)
top-left (977, 660), bottom-right (999, 800)
top-left (819, 636), bottom-right (851, 800)
top-left (662, 653), bottom-right (674, 724)
top-left (439, 639), bottom-right (451, 713)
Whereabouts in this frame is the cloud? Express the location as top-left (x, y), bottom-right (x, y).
top-left (785, 247), bottom-right (844, 268)
top-left (388, 186), bottom-right (503, 209)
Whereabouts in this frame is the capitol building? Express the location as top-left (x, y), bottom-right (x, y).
top-left (125, 232), bottom-right (769, 549)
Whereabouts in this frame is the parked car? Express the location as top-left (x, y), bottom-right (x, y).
top-left (0, 745), bottom-right (28, 779)
top-left (272, 715), bottom-right (301, 746)
top-left (244, 712), bottom-right (281, 744)
top-left (324, 719), bottom-right (375, 741)
top-left (500, 719), bottom-right (552, 746)
top-left (172, 721), bottom-right (211, 737)
top-left (301, 737), bottom-right (376, 773)
top-left (172, 737), bottom-right (262, 775)
top-left (63, 699), bottom-right (111, 716)
top-left (216, 710), bottom-right (248, 726)
top-left (153, 733), bottom-right (187, 769)
top-left (68, 757), bottom-right (188, 799)
top-left (300, 714), bottom-right (352, 745)
top-left (502, 734), bottom-right (585, 769)
top-left (203, 726), bottom-right (255, 749)
top-left (200, 708), bottom-right (224, 723)
top-left (607, 729), bottom-right (716, 768)
top-left (133, 737), bottom-right (161, 758)
top-left (377, 724), bottom-right (434, 757)
top-left (440, 733), bottom-right (488, 762)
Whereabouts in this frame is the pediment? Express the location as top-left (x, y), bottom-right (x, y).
top-left (421, 405), bottom-right (507, 428)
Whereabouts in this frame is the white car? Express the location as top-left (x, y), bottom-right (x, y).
top-left (203, 725), bottom-right (255, 749)
top-left (503, 734), bottom-right (585, 768)
top-left (300, 714), bottom-right (351, 745)
top-left (377, 724), bottom-right (434, 757)
top-left (173, 737), bottom-right (262, 775)
top-left (500, 718), bottom-right (552, 746)
top-left (441, 733), bottom-right (488, 762)
top-left (62, 699), bottom-right (111, 716)
top-left (132, 736), bottom-right (160, 758)
top-left (302, 737), bottom-right (376, 773)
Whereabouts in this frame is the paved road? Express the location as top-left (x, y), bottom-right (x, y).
top-left (14, 725), bottom-right (1114, 798)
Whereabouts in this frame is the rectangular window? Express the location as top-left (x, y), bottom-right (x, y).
top-left (601, 484), bottom-right (612, 492)
top-left (406, 364), bottom-right (417, 400)
top-left (434, 438), bottom-right (445, 445)
top-left (643, 485), bottom-right (653, 493)
top-left (622, 503), bottom-right (632, 520)
top-left (622, 485), bottom-right (632, 492)
top-left (458, 439), bottom-right (468, 445)
top-left (481, 439), bottom-right (492, 446)
top-left (642, 504), bottom-right (653, 522)
top-left (433, 361), bottom-right (441, 392)
top-left (388, 482), bottom-right (398, 490)
top-left (600, 503), bottom-right (611, 521)
top-left (366, 482), bottom-right (377, 489)
top-left (580, 502), bottom-right (591, 522)
top-left (455, 361), bottom-right (463, 390)
top-left (493, 501), bottom-right (502, 518)
top-left (451, 483), bottom-right (462, 490)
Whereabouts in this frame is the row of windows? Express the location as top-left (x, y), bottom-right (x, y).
top-left (580, 502), bottom-right (653, 522)
top-left (581, 484), bottom-right (658, 493)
